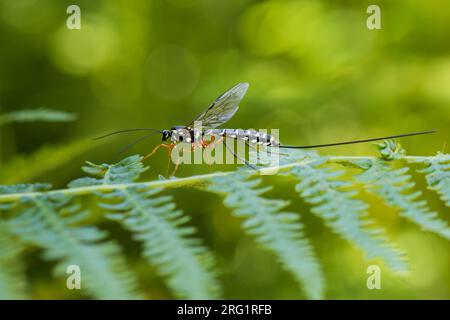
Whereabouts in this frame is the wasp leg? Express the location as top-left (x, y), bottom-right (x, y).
top-left (244, 140), bottom-right (262, 164)
top-left (213, 135), bottom-right (223, 145)
top-left (170, 158), bottom-right (181, 177)
top-left (246, 142), bottom-right (286, 166)
top-left (266, 146), bottom-right (288, 157)
top-left (243, 140), bottom-right (281, 166)
top-left (200, 135), bottom-right (216, 148)
top-left (223, 140), bottom-right (257, 170)
top-left (202, 138), bottom-right (219, 172)
top-left (143, 143), bottom-right (171, 161)
top-left (165, 143), bottom-right (177, 176)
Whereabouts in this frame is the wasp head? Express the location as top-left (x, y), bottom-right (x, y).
top-left (161, 130), bottom-right (171, 141)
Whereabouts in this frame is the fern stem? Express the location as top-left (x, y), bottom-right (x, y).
top-left (0, 155), bottom-right (431, 203)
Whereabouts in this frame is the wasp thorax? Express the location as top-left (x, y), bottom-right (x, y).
top-left (171, 127), bottom-right (192, 143)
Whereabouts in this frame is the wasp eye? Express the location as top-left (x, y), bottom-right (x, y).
top-left (161, 131), bottom-right (170, 141)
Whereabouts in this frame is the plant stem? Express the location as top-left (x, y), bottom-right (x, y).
top-left (0, 155), bottom-right (430, 203)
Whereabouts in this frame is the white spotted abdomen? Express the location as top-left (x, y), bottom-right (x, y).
top-left (206, 129), bottom-right (279, 146)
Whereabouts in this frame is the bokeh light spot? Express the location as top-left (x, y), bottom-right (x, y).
top-left (50, 18), bottom-right (118, 76)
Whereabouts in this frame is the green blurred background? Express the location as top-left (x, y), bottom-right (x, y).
top-left (0, 0), bottom-right (449, 299)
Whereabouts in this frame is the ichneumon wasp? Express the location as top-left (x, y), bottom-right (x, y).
top-left (95, 83), bottom-right (436, 174)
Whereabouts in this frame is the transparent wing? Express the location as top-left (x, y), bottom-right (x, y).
top-left (187, 83), bottom-right (249, 128)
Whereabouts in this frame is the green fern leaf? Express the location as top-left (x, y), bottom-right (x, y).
top-left (288, 157), bottom-right (408, 272)
top-left (356, 145), bottom-right (450, 240)
top-left (0, 183), bottom-right (51, 194)
top-left (0, 223), bottom-right (28, 299)
top-left (409, 152), bottom-right (450, 208)
top-left (0, 108), bottom-right (76, 126)
top-left (7, 191), bottom-right (141, 299)
top-left (0, 184), bottom-right (50, 210)
top-left (1, 146), bottom-right (449, 299)
top-left (74, 155), bottom-right (221, 299)
top-left (206, 171), bottom-right (324, 299)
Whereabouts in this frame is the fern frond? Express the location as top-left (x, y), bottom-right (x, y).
top-left (206, 171), bottom-right (324, 299)
top-left (0, 184), bottom-right (51, 210)
top-left (288, 156), bottom-right (408, 272)
top-left (409, 152), bottom-right (450, 208)
top-left (73, 156), bottom-right (221, 299)
top-left (0, 223), bottom-right (28, 299)
top-left (0, 108), bottom-right (76, 126)
top-left (0, 183), bottom-right (51, 194)
top-left (1, 148), bottom-right (449, 299)
top-left (6, 190), bottom-right (141, 299)
top-left (355, 143), bottom-right (450, 240)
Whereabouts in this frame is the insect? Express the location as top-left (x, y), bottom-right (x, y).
top-left (95, 83), bottom-right (436, 172)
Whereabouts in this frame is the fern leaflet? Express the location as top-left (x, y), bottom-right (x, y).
top-left (206, 171), bottom-right (324, 299)
top-left (70, 156), bottom-right (221, 299)
top-left (355, 143), bottom-right (450, 240)
top-left (409, 152), bottom-right (450, 208)
top-left (0, 144), bottom-right (449, 299)
top-left (0, 108), bottom-right (76, 126)
top-left (288, 156), bottom-right (408, 272)
top-left (0, 222), bottom-right (28, 299)
top-left (5, 184), bottom-right (141, 299)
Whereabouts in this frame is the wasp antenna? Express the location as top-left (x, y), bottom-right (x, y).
top-left (279, 130), bottom-right (437, 149)
top-left (93, 128), bottom-right (163, 140)
top-left (111, 131), bottom-right (161, 161)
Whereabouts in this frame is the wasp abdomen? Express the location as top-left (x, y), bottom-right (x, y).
top-left (205, 129), bottom-right (279, 146)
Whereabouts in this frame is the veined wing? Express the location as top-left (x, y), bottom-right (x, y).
top-left (187, 83), bottom-right (249, 128)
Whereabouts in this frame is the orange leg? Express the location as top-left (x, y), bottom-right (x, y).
top-left (202, 136), bottom-right (222, 172)
top-left (165, 143), bottom-right (177, 176)
top-left (142, 143), bottom-right (180, 176)
top-left (200, 136), bottom-right (216, 148)
top-left (214, 136), bottom-right (223, 145)
top-left (170, 158), bottom-right (181, 177)
top-left (143, 143), bottom-right (171, 161)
